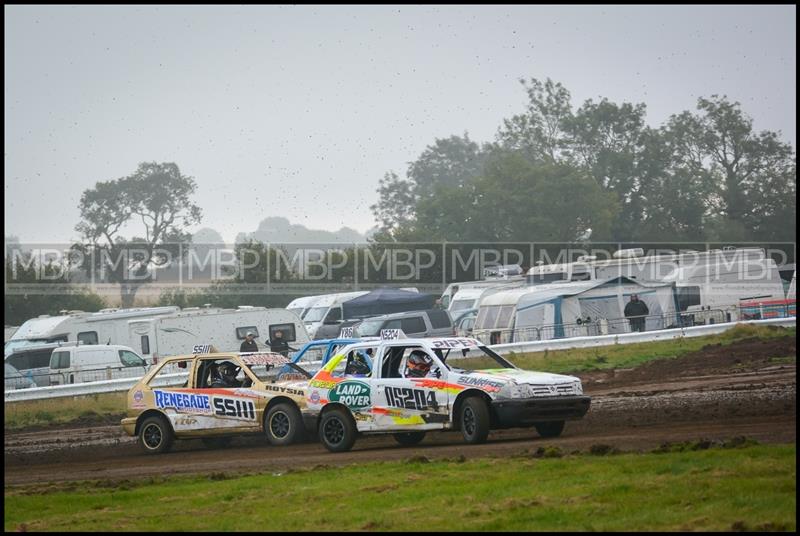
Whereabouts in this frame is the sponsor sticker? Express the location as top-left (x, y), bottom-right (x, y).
top-left (310, 391), bottom-right (321, 404)
top-left (431, 338), bottom-right (479, 349)
top-left (154, 390), bottom-right (212, 414)
top-left (329, 381), bottom-right (371, 409)
top-left (132, 389), bottom-right (145, 407)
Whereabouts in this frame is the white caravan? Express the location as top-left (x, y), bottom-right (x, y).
top-left (473, 277), bottom-right (679, 344)
top-left (5, 307), bottom-right (181, 358)
top-left (125, 306), bottom-right (309, 361)
top-left (441, 276), bottom-right (525, 311)
top-left (449, 283), bottom-right (525, 316)
top-left (526, 247), bottom-right (785, 321)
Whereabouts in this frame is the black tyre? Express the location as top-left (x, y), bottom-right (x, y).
top-left (319, 408), bottom-right (357, 453)
top-left (535, 421), bottom-right (565, 438)
top-left (265, 402), bottom-right (305, 446)
top-left (393, 431), bottom-right (426, 446)
top-left (138, 415), bottom-right (174, 454)
top-left (201, 437), bottom-right (233, 449)
top-left (460, 396), bottom-right (490, 444)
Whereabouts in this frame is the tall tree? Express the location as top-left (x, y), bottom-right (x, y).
top-left (74, 162), bottom-right (202, 307)
top-left (497, 77), bottom-right (574, 162)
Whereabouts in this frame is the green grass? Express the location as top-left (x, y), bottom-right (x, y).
top-left (4, 444), bottom-right (795, 531)
top-left (4, 392), bottom-right (126, 430)
top-left (495, 324), bottom-right (796, 374)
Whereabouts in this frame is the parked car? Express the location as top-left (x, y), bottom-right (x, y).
top-left (49, 344), bottom-right (149, 385)
top-left (454, 309), bottom-right (477, 337)
top-left (4, 362), bottom-right (37, 390)
top-left (355, 309), bottom-right (454, 338)
top-left (121, 351), bottom-right (311, 454)
top-left (305, 336), bottom-right (591, 452)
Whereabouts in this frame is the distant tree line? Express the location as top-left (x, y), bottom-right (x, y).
top-left (371, 78), bottom-right (796, 244)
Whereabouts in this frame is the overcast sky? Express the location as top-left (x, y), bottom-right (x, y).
top-left (5, 4), bottom-right (796, 244)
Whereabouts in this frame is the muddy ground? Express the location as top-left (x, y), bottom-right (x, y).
top-left (5, 338), bottom-right (795, 486)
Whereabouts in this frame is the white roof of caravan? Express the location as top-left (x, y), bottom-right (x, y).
top-left (482, 278), bottom-right (674, 308)
top-left (309, 291), bottom-right (370, 308)
top-left (286, 295), bottom-right (321, 309)
top-left (9, 315), bottom-right (72, 340)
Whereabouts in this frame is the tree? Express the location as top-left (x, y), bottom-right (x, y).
top-left (497, 77), bottom-right (574, 162)
top-left (74, 162), bottom-right (202, 308)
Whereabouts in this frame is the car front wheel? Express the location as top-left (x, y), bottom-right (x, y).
top-left (319, 408), bottom-right (357, 453)
top-left (460, 396), bottom-right (490, 444)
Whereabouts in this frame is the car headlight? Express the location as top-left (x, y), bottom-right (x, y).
top-left (498, 382), bottom-right (527, 399)
top-left (574, 381), bottom-right (583, 395)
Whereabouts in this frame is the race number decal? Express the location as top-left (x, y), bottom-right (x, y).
top-left (339, 326), bottom-right (354, 338)
top-left (381, 329), bottom-right (402, 340)
top-left (213, 397), bottom-right (256, 420)
top-left (385, 387), bottom-right (438, 411)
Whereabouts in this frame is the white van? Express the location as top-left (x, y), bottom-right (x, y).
top-left (285, 295), bottom-right (322, 320)
top-left (301, 291), bottom-right (370, 338)
top-left (49, 344), bottom-right (148, 385)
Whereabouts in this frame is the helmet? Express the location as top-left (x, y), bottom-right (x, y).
top-left (346, 352), bottom-right (371, 376)
top-left (218, 362), bottom-right (238, 384)
top-left (405, 351), bottom-right (432, 378)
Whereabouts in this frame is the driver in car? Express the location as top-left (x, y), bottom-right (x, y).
top-left (211, 361), bottom-right (242, 388)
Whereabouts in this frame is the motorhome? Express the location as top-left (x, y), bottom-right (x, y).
top-left (300, 291), bottom-right (371, 339)
top-left (6, 306), bottom-right (309, 364)
top-left (473, 277), bottom-right (679, 344)
top-left (285, 295), bottom-right (322, 320)
top-left (4, 326), bottom-right (19, 342)
top-left (5, 307), bottom-right (180, 358)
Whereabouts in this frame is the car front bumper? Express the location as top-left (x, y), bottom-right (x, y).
top-left (121, 417), bottom-right (137, 436)
top-left (490, 395), bottom-right (591, 426)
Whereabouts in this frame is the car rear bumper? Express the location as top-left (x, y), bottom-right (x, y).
top-left (491, 395), bottom-right (591, 426)
top-left (121, 417), bottom-right (137, 436)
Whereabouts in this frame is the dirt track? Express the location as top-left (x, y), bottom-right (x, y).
top-left (5, 338), bottom-right (796, 486)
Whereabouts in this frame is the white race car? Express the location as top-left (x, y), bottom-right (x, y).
top-left (305, 336), bottom-right (591, 452)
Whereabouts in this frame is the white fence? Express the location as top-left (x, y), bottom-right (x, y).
top-left (4, 317), bottom-right (795, 402)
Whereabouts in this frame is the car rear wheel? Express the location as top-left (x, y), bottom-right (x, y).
top-left (319, 408), bottom-right (357, 453)
top-left (535, 421), bottom-right (565, 438)
top-left (138, 415), bottom-right (174, 454)
top-left (460, 396), bottom-right (490, 444)
top-left (201, 437), bottom-right (233, 449)
top-left (265, 402), bottom-right (304, 446)
top-left (393, 431), bottom-right (426, 446)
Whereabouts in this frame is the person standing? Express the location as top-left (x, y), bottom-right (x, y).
top-left (268, 329), bottom-right (296, 357)
top-left (624, 294), bottom-right (649, 332)
top-left (240, 332), bottom-right (259, 353)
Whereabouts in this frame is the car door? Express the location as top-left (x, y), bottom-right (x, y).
top-left (370, 344), bottom-right (450, 431)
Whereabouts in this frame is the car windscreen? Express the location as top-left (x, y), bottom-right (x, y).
top-left (356, 319), bottom-right (384, 337)
top-left (450, 299), bottom-right (475, 312)
top-left (303, 307), bottom-right (328, 323)
top-left (439, 345), bottom-right (517, 372)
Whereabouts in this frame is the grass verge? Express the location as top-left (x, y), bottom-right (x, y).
top-left (4, 443), bottom-right (795, 531)
top-left (4, 392), bottom-right (126, 431)
top-left (500, 323), bottom-right (795, 374)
